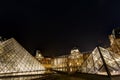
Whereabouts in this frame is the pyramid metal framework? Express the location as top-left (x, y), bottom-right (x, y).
top-left (80, 46), bottom-right (120, 76)
top-left (0, 38), bottom-right (45, 76)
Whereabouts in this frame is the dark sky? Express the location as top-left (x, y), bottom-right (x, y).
top-left (0, 0), bottom-right (120, 56)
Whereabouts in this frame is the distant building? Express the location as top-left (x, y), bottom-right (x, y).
top-left (68, 48), bottom-right (83, 72)
top-left (35, 50), bottom-right (44, 61)
top-left (52, 48), bottom-right (83, 72)
top-left (35, 50), bottom-right (52, 69)
top-left (109, 27), bottom-right (120, 54)
top-left (52, 55), bottom-right (68, 71)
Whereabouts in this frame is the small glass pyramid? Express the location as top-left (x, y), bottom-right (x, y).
top-left (80, 46), bottom-right (120, 76)
top-left (0, 38), bottom-right (45, 76)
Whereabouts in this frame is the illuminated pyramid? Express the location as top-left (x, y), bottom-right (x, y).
top-left (0, 38), bottom-right (45, 76)
top-left (80, 46), bottom-right (120, 76)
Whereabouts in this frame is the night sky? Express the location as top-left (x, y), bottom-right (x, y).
top-left (0, 0), bottom-right (120, 56)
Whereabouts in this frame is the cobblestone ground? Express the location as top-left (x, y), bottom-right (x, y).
top-left (33, 74), bottom-right (85, 80)
top-left (34, 74), bottom-right (112, 80)
top-left (0, 73), bottom-right (119, 80)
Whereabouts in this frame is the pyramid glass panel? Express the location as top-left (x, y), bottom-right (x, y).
top-left (0, 38), bottom-right (45, 76)
top-left (80, 47), bottom-right (120, 76)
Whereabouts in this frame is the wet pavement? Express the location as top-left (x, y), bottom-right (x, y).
top-left (0, 73), bottom-right (120, 80)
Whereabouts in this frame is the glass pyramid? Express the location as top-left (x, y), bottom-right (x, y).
top-left (80, 46), bottom-right (120, 76)
top-left (0, 38), bottom-right (45, 76)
